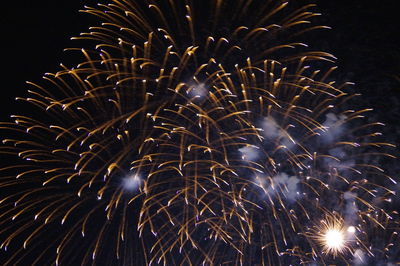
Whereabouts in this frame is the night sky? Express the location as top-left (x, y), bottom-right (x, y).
top-left (1, 1), bottom-right (399, 123)
top-left (0, 0), bottom-right (399, 264)
top-left (2, 1), bottom-right (398, 191)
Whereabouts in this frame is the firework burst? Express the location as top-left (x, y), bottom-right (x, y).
top-left (308, 213), bottom-right (353, 258)
top-left (0, 0), bottom-right (398, 265)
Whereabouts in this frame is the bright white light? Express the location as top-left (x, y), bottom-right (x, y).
top-left (325, 229), bottom-right (344, 250)
top-left (315, 216), bottom-right (349, 256)
top-left (347, 226), bottom-right (356, 234)
top-left (122, 174), bottom-right (142, 192)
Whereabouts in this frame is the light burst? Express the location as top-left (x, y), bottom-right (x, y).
top-left (312, 214), bottom-right (352, 257)
top-left (325, 230), bottom-right (344, 252)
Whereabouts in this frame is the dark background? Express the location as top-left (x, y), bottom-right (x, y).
top-left (0, 0), bottom-right (399, 123)
top-left (1, 0), bottom-right (398, 173)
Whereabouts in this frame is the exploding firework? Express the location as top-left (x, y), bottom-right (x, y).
top-left (0, 0), bottom-right (398, 265)
top-left (308, 213), bottom-right (353, 258)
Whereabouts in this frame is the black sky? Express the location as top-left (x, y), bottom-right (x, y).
top-left (1, 0), bottom-right (400, 235)
top-left (1, 0), bottom-right (399, 120)
top-left (0, 0), bottom-right (399, 212)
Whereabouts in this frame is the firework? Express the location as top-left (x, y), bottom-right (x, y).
top-left (308, 213), bottom-right (353, 258)
top-left (0, 0), bottom-right (398, 265)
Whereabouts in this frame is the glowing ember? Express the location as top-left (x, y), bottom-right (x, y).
top-left (347, 226), bottom-right (356, 234)
top-left (324, 229), bottom-right (344, 250)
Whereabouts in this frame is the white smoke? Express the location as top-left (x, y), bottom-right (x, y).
top-left (352, 249), bottom-right (366, 265)
top-left (261, 116), bottom-right (281, 139)
top-left (239, 145), bottom-right (259, 161)
top-left (343, 191), bottom-right (358, 225)
top-left (260, 116), bottom-right (296, 149)
top-left (328, 147), bottom-right (347, 159)
top-left (321, 112), bottom-right (347, 143)
top-left (268, 172), bottom-right (300, 201)
top-left (122, 174), bottom-right (142, 192)
top-left (187, 83), bottom-right (208, 99)
top-left (322, 147), bottom-right (355, 172)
